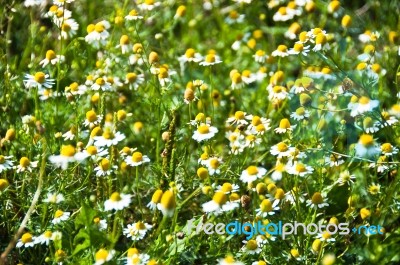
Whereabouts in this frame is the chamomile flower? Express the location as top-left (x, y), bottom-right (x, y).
top-left (192, 123), bottom-right (218, 142)
top-left (218, 255), bottom-right (245, 265)
top-left (117, 35), bottom-right (131, 54)
top-left (49, 145), bottom-right (77, 170)
top-left (126, 249), bottom-right (150, 265)
top-left (287, 162), bottom-right (314, 177)
top-left (94, 128), bottom-right (126, 147)
top-left (349, 96), bottom-right (379, 117)
top-left (35, 231), bottom-right (54, 245)
top-left (380, 111), bottom-right (398, 127)
top-left (256, 199), bottom-right (280, 217)
top-left (205, 157), bottom-right (222, 175)
top-left (363, 117), bottom-right (380, 133)
top-left (312, 32), bottom-right (329, 51)
top-left (125, 9), bottom-right (143, 20)
top-left (157, 190), bottom-right (176, 217)
top-left (147, 189), bottom-right (163, 210)
top-left (85, 21), bottom-right (110, 48)
top-left (125, 151), bottom-right (150, 167)
top-left (59, 18), bottom-right (79, 39)
top-left (216, 182), bottom-right (240, 194)
top-left (52, 209), bottom-right (70, 224)
top-left (284, 22), bottom-right (301, 39)
top-left (226, 111), bottom-right (251, 125)
top-left (288, 43), bottom-right (310, 56)
top-left (39, 50), bottom-right (65, 67)
top-left (43, 192), bottom-right (65, 204)
top-left (241, 239), bottom-right (262, 255)
top-left (316, 231), bottom-right (335, 242)
top-left (75, 145), bottom-right (108, 162)
top-left (62, 126), bottom-right (76, 141)
top-left (178, 48), bottom-right (203, 66)
top-left (202, 191), bottom-right (239, 215)
top-left (290, 107), bottom-right (310, 121)
top-left (270, 142), bottom-right (295, 158)
top-left (156, 66), bottom-right (175, 87)
top-left (306, 192), bottom-right (329, 209)
top-left (199, 53), bottom-right (222, 66)
top-left (381, 143), bottom-right (398, 156)
top-left (230, 72), bottom-right (245, 90)
top-left (65, 82), bottom-right (86, 97)
top-left (123, 221), bottom-right (152, 241)
top-left (94, 158), bottom-right (116, 177)
top-left (274, 118), bottom-right (296, 134)
top-left (16, 232), bottom-right (36, 248)
top-left (271, 162), bottom-right (286, 181)
top-left (138, 0), bottom-right (161, 11)
top-left (225, 10), bottom-right (245, 24)
top-left (253, 50), bottom-right (268, 63)
top-left (355, 134), bottom-right (379, 157)
top-left (16, 157), bottom-right (38, 173)
top-left (83, 110), bottom-right (103, 128)
top-left (325, 154), bottom-right (344, 167)
top-left (24, 72), bottom-right (55, 89)
top-left (247, 115), bottom-right (271, 133)
top-left (241, 70), bottom-right (257, 84)
top-left (91, 77), bottom-right (112, 91)
top-left (125, 72), bottom-right (145, 90)
top-left (53, 0), bottom-right (75, 6)
top-left (271, 45), bottom-right (289, 57)
top-left (104, 192), bottom-right (131, 211)
top-left (240, 165), bottom-right (267, 183)
top-left (368, 183), bottom-right (381, 195)
top-left (268, 85), bottom-right (289, 100)
top-left (94, 249), bottom-right (115, 265)
top-left (93, 217), bottom-right (108, 231)
top-left (336, 170), bottom-right (355, 186)
top-left (273, 7), bottom-right (294, 21)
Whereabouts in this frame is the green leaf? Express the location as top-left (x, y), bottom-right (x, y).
top-left (75, 203), bottom-right (97, 228)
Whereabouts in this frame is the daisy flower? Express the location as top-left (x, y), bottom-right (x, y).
top-left (62, 127), bottom-right (76, 140)
top-left (218, 255), bottom-right (245, 265)
top-left (125, 9), bottom-right (143, 20)
top-left (16, 156), bottom-right (38, 173)
top-left (205, 157), bottom-right (222, 175)
top-left (284, 22), bottom-right (301, 40)
top-left (216, 182), bottom-right (240, 194)
top-left (274, 118), bottom-right (296, 134)
top-left (226, 111), bottom-right (251, 125)
top-left (125, 72), bottom-right (145, 90)
top-left (325, 154), bottom-right (345, 167)
top-left (35, 231), bottom-right (53, 246)
top-left (355, 134), bottom-right (379, 157)
top-left (241, 69), bottom-right (257, 84)
top-left (306, 192), bottom-right (329, 209)
top-left (94, 249), bottom-right (115, 265)
top-left (75, 145), bottom-right (108, 162)
top-left (192, 123), bottom-right (218, 142)
top-left (240, 165), bottom-right (267, 183)
top-left (244, 134), bottom-right (261, 148)
top-left (290, 107), bottom-right (310, 121)
top-left (125, 151), bottom-right (150, 167)
top-left (368, 183), bottom-right (381, 195)
top-left (104, 192), bottom-right (131, 211)
top-left (253, 50), bottom-right (268, 63)
top-left (59, 18), bottom-right (79, 39)
top-left (48, 145), bottom-right (77, 170)
top-left (270, 142), bottom-right (295, 158)
top-left (156, 66), bottom-right (174, 87)
top-left (39, 50), bottom-right (65, 67)
top-left (65, 82), bottom-right (87, 97)
top-left (380, 111), bottom-right (398, 128)
top-left (43, 192), bottom-right (65, 204)
top-left (178, 48), bottom-right (203, 66)
top-left (312, 33), bottom-right (329, 51)
top-left (268, 85), bottom-right (289, 100)
top-left (126, 251), bottom-right (150, 265)
top-left (363, 116), bottom-right (380, 133)
top-left (53, 0), bottom-right (75, 6)
top-left (287, 162), bottom-right (314, 177)
top-left (93, 217), bottom-right (108, 231)
top-left (85, 21), bottom-right (110, 48)
top-left (147, 189), bottom-right (163, 210)
top-left (225, 10), bottom-right (245, 24)
top-left (381, 143), bottom-right (398, 156)
top-left (93, 129), bottom-right (126, 147)
top-left (83, 110), bottom-right (103, 128)
top-left (288, 43), bottom-right (310, 56)
top-left (91, 77), bottom-right (112, 91)
top-left (241, 239), bottom-right (262, 255)
top-left (247, 115), bottom-right (271, 132)
top-left (94, 158), bottom-right (116, 177)
top-left (230, 72), bottom-right (245, 90)
top-left (199, 53), bottom-right (222, 66)
top-left (123, 221), bottom-right (152, 241)
top-left (349, 96), bottom-right (379, 117)
top-left (16, 232), bottom-right (36, 248)
top-left (316, 231), bottom-right (335, 242)
top-left (157, 190), bottom-right (176, 217)
top-left (138, 0), bottom-right (161, 11)
top-left (117, 35), bottom-right (131, 54)
top-left (24, 72), bottom-right (55, 89)
top-left (202, 191), bottom-right (239, 215)
top-left (271, 45), bottom-right (289, 57)
top-left (273, 7), bottom-right (294, 21)
top-left (271, 162), bottom-right (286, 181)
top-left (256, 199), bottom-right (280, 217)
top-left (52, 209), bottom-right (70, 224)
top-left (336, 170), bottom-right (355, 186)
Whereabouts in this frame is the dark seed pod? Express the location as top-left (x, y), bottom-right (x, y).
top-left (241, 195), bottom-right (251, 209)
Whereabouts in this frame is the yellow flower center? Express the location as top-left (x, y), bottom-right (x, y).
top-left (160, 190), bottom-right (176, 209)
top-left (185, 48), bottom-right (195, 58)
top-left (260, 199), bottom-right (273, 212)
top-left (299, 31), bottom-right (308, 42)
top-left (46, 50), bottom-right (56, 60)
top-left (246, 239), bottom-right (258, 250)
top-left (110, 192), bottom-right (122, 202)
top-left (255, 50), bottom-right (265, 57)
top-left (135, 222), bottom-right (146, 230)
top-left (358, 96), bottom-right (370, 105)
top-left (95, 78), bottom-right (105, 86)
top-left (100, 158), bottom-right (110, 171)
top-left (229, 10), bottom-right (239, 19)
top-left (273, 85), bottom-right (284, 93)
top-left (278, 6), bottom-right (287, 15)
top-left (34, 72), bottom-right (46, 83)
top-left (132, 152), bottom-right (143, 162)
top-left (158, 67), bottom-right (168, 79)
top-left (95, 249), bottom-right (109, 261)
top-left (311, 192), bottom-right (323, 204)
top-left (221, 183), bottom-right (233, 193)
top-left (277, 45), bottom-right (288, 52)
top-left (102, 129), bottom-right (114, 140)
top-left (295, 163), bottom-right (306, 173)
top-left (279, 118), bottom-right (291, 129)
top-left (276, 142), bottom-right (288, 152)
top-left (120, 35), bottom-right (129, 45)
top-left (291, 249), bottom-right (300, 258)
top-left (21, 233), bottom-right (33, 243)
top-left (61, 145), bottom-right (76, 157)
top-left (252, 116), bottom-right (261, 126)
top-left (293, 43), bottom-right (304, 52)
top-left (150, 190), bottom-right (163, 204)
top-left (54, 210), bottom-right (64, 218)
top-left (371, 64), bottom-right (381, 73)
top-left (133, 43), bottom-right (143, 53)
top-left (295, 107), bottom-right (305, 116)
top-left (359, 134), bottom-right (374, 146)
top-left (234, 111), bottom-right (245, 120)
top-left (205, 54), bottom-right (215, 63)
top-left (247, 165), bottom-right (259, 175)
top-left (209, 158), bottom-right (220, 169)
top-left (197, 124), bottom-right (210, 134)
top-left (322, 231), bottom-right (331, 240)
top-left (86, 110), bottom-right (97, 122)
top-left (256, 124), bottom-right (265, 132)
top-left (231, 72), bottom-right (242, 84)
top-left (145, 0), bottom-right (154, 4)
top-left (19, 157), bottom-right (30, 167)
top-left (315, 33), bottom-right (326, 44)
top-left (329, 0), bottom-right (340, 12)
top-left (212, 191), bottom-right (228, 205)
top-left (94, 23), bottom-right (105, 33)
top-left (129, 9), bottom-right (138, 16)
top-left (275, 188), bottom-right (285, 199)
top-left (44, 231), bottom-right (52, 238)
top-left (223, 256), bottom-right (235, 264)
top-left (197, 167), bottom-right (209, 179)
top-left (381, 143), bottom-right (393, 153)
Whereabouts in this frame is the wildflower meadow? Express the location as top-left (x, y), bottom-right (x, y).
top-left (1, 0), bottom-right (400, 264)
